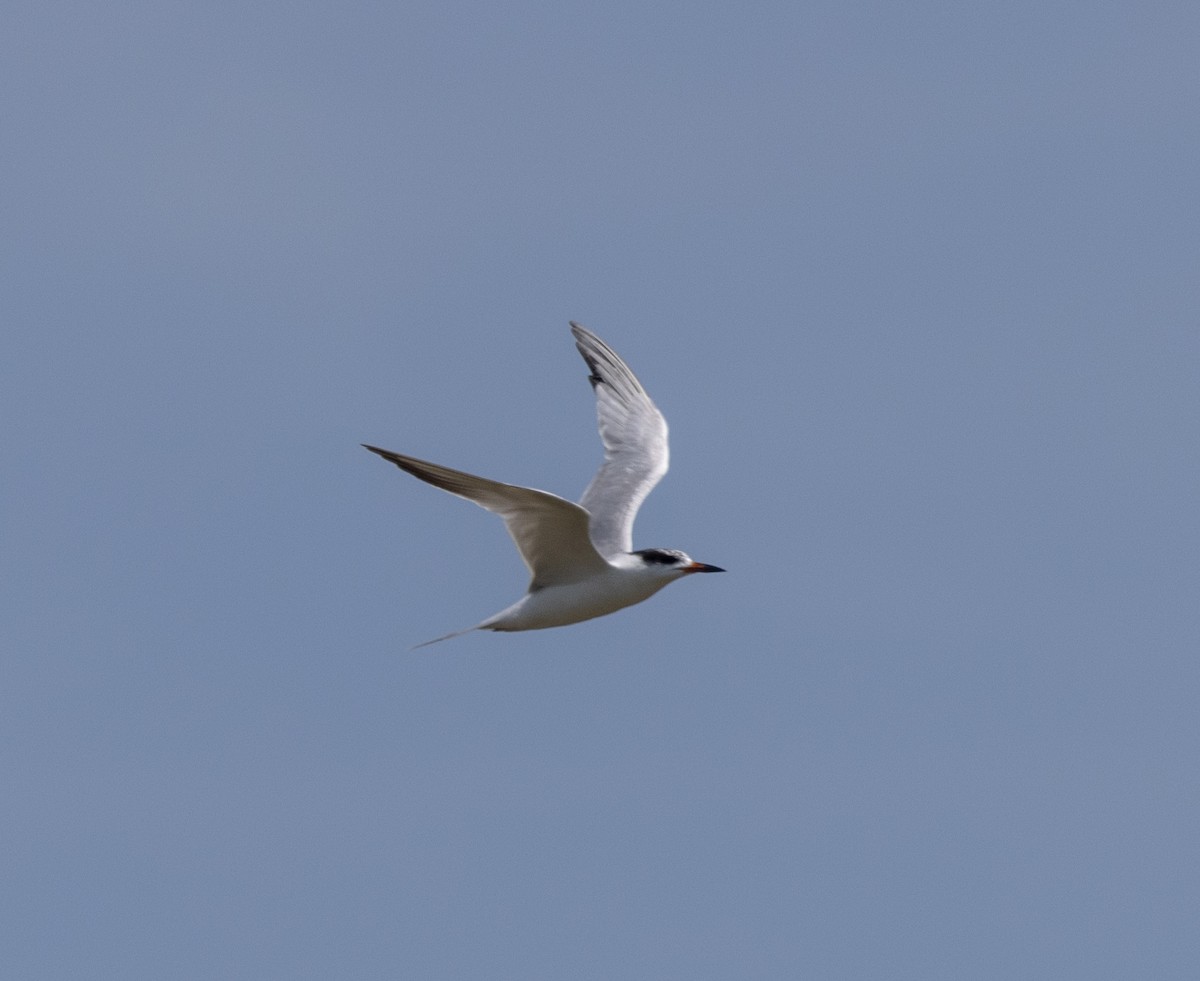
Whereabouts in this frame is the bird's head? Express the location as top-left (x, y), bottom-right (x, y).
top-left (632, 548), bottom-right (725, 578)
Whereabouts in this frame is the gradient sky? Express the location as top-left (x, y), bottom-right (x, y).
top-left (5, 2), bottom-right (1199, 978)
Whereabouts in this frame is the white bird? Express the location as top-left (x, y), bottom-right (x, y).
top-left (364, 322), bottom-right (723, 648)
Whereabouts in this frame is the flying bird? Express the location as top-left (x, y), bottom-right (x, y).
top-left (364, 322), bottom-right (723, 647)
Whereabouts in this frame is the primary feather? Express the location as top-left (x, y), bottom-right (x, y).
top-left (570, 323), bottom-right (669, 557)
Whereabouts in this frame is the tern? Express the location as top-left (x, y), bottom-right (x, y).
top-left (364, 322), bottom-right (724, 647)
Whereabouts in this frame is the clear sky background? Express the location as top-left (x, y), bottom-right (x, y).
top-left (4, 2), bottom-right (1198, 978)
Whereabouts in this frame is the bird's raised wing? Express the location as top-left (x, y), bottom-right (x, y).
top-left (570, 323), bottom-right (669, 557)
top-left (363, 445), bottom-right (611, 588)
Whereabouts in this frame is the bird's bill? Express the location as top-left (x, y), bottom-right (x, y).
top-left (683, 561), bottom-right (725, 573)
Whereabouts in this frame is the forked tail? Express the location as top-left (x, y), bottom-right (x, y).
top-left (411, 624), bottom-right (484, 650)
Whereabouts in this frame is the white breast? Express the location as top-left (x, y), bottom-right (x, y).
top-left (482, 566), bottom-right (675, 632)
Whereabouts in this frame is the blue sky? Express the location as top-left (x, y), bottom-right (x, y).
top-left (4, 1), bottom-right (1199, 978)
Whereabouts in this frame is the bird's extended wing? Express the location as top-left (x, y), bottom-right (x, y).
top-left (570, 323), bottom-right (669, 557)
top-left (363, 445), bottom-right (611, 588)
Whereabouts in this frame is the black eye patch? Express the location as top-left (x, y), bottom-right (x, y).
top-left (633, 548), bottom-right (681, 565)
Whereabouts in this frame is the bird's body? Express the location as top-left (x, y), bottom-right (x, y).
top-left (365, 323), bottom-right (722, 647)
top-left (479, 553), bottom-right (691, 632)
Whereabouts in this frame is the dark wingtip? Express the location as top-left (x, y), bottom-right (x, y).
top-left (362, 443), bottom-right (399, 465)
top-left (569, 324), bottom-right (603, 388)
